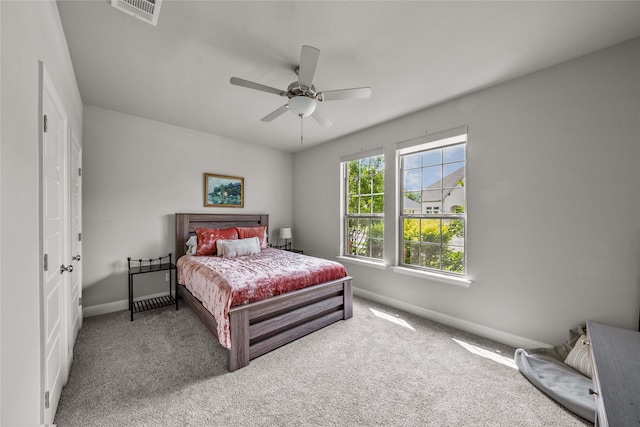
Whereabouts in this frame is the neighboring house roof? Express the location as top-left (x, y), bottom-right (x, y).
top-left (403, 196), bottom-right (421, 211)
top-left (422, 166), bottom-right (465, 202)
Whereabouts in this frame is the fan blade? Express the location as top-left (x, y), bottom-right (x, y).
top-left (311, 108), bottom-right (333, 128)
top-left (230, 77), bottom-right (286, 97)
top-left (297, 45), bottom-right (320, 90)
top-left (318, 87), bottom-right (372, 101)
top-left (261, 104), bottom-right (290, 122)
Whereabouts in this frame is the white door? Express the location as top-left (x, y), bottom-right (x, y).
top-left (68, 131), bottom-right (82, 365)
top-left (41, 67), bottom-right (69, 423)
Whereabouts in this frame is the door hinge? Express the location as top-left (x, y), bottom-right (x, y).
top-left (78, 167), bottom-right (82, 177)
top-left (78, 297), bottom-right (83, 306)
top-left (43, 115), bottom-right (48, 133)
top-left (78, 232), bottom-right (82, 242)
top-left (44, 254), bottom-right (49, 271)
top-left (44, 391), bottom-right (50, 409)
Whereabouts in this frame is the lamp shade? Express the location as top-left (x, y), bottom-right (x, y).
top-left (288, 96), bottom-right (316, 117)
top-left (279, 227), bottom-right (292, 239)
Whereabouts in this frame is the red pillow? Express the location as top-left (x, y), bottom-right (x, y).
top-left (194, 227), bottom-right (238, 256)
top-left (236, 226), bottom-right (268, 249)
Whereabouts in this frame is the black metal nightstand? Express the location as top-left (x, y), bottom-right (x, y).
top-left (127, 254), bottom-right (178, 321)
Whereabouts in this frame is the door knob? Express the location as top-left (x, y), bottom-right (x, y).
top-left (72, 255), bottom-right (81, 261)
top-left (60, 264), bottom-right (74, 274)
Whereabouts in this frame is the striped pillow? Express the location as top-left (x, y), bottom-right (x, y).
top-left (564, 335), bottom-right (592, 378)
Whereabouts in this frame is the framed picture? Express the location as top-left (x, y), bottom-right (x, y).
top-left (204, 173), bottom-right (244, 208)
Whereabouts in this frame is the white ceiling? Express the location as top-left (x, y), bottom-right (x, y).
top-left (56, 1), bottom-right (640, 153)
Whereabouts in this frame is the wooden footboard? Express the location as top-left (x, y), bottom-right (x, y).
top-left (178, 276), bottom-right (353, 371)
top-left (228, 276), bottom-right (353, 371)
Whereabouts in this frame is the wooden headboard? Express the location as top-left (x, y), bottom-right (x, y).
top-left (175, 213), bottom-right (269, 259)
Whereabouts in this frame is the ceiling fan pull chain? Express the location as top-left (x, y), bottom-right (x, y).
top-left (300, 114), bottom-right (304, 144)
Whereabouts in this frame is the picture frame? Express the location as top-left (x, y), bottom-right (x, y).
top-left (204, 173), bottom-right (244, 208)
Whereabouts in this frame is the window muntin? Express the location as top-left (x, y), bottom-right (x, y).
top-left (343, 154), bottom-right (384, 260)
top-left (399, 138), bottom-right (466, 275)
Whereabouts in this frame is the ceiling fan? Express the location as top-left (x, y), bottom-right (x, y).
top-left (230, 45), bottom-right (372, 129)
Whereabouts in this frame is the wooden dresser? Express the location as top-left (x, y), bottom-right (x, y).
top-left (587, 321), bottom-right (640, 426)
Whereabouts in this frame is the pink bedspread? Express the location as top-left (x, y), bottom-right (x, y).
top-left (177, 248), bottom-right (348, 349)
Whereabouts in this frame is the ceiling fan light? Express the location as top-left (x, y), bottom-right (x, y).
top-left (288, 96), bottom-right (316, 117)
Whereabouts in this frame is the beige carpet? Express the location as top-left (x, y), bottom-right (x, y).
top-left (54, 296), bottom-right (590, 426)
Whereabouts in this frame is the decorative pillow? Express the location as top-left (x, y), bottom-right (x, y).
top-left (217, 237), bottom-right (261, 258)
top-left (563, 335), bottom-right (593, 378)
top-left (194, 227), bottom-right (238, 256)
top-left (236, 226), bottom-right (268, 249)
top-left (185, 235), bottom-right (198, 255)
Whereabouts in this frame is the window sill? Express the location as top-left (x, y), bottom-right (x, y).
top-left (391, 266), bottom-right (471, 288)
top-left (336, 256), bottom-right (388, 270)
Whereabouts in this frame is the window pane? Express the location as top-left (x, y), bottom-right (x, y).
top-left (346, 218), bottom-right (358, 255)
top-left (372, 172), bottom-right (384, 194)
top-left (360, 175), bottom-right (372, 194)
top-left (422, 189), bottom-right (443, 213)
top-left (403, 243), bottom-right (420, 265)
top-left (444, 188), bottom-right (465, 214)
top-left (403, 153), bottom-right (421, 169)
top-left (421, 219), bottom-right (441, 243)
top-left (422, 165), bottom-right (442, 189)
top-left (403, 192), bottom-right (421, 214)
top-left (443, 162), bottom-right (465, 188)
top-left (348, 196), bottom-right (359, 214)
top-left (371, 219), bottom-right (384, 238)
top-left (373, 155), bottom-right (385, 171)
top-left (443, 218), bottom-right (464, 247)
top-left (403, 218), bottom-right (420, 242)
top-left (372, 195), bottom-right (384, 213)
top-left (442, 246), bottom-right (464, 273)
top-left (371, 239), bottom-right (383, 259)
top-left (420, 244), bottom-right (441, 269)
top-left (404, 169), bottom-right (421, 191)
top-left (443, 144), bottom-right (465, 163)
top-left (359, 195), bottom-right (372, 214)
top-left (355, 218), bottom-right (371, 256)
top-left (422, 149), bottom-right (441, 167)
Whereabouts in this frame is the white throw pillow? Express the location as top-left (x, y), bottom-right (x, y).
top-left (217, 237), bottom-right (261, 258)
top-left (186, 235), bottom-right (198, 255)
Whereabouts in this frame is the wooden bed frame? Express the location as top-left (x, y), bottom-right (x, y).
top-left (175, 213), bottom-right (353, 371)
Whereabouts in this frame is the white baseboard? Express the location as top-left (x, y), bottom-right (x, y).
top-left (82, 292), bottom-right (170, 318)
top-left (353, 287), bottom-right (550, 350)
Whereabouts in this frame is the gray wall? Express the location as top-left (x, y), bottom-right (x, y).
top-left (82, 106), bottom-right (294, 308)
top-left (293, 37), bottom-right (640, 348)
top-left (0, 1), bottom-right (83, 424)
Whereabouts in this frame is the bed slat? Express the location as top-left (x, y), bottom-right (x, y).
top-left (249, 295), bottom-right (344, 339)
top-left (249, 310), bottom-right (345, 360)
top-left (232, 279), bottom-right (346, 322)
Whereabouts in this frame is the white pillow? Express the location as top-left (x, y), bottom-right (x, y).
top-left (186, 235), bottom-right (198, 255)
top-left (217, 237), bottom-right (261, 258)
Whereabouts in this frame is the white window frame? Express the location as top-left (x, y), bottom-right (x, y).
top-left (340, 148), bottom-right (385, 263)
top-left (396, 127), bottom-right (468, 277)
